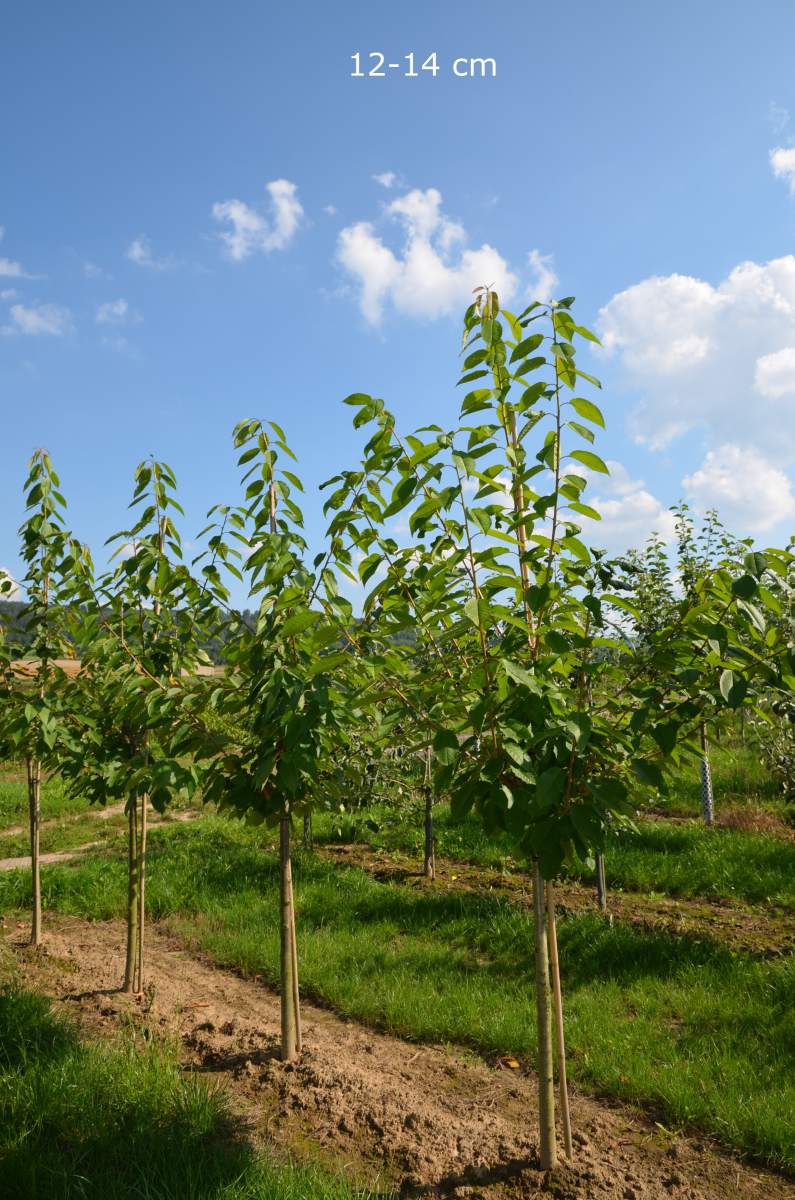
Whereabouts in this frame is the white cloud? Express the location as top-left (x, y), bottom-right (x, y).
top-left (598, 256), bottom-right (795, 455)
top-left (324, 205), bottom-right (338, 217)
top-left (3, 303), bottom-right (72, 336)
top-left (770, 146), bottom-right (795, 194)
top-left (576, 460), bottom-right (677, 552)
top-left (83, 261), bottom-right (107, 279)
top-left (96, 298), bottom-right (131, 324)
top-left (0, 288), bottom-right (17, 300)
top-left (126, 235), bottom-right (174, 270)
top-left (373, 171), bottom-right (397, 189)
top-left (212, 179), bottom-right (303, 261)
top-left (755, 346), bottom-right (795, 397)
top-left (682, 443), bottom-right (795, 533)
top-left (337, 186), bottom-right (519, 325)
top-left (526, 249), bottom-right (558, 304)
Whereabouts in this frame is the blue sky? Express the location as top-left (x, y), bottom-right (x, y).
top-left (3, 1), bottom-right (795, 600)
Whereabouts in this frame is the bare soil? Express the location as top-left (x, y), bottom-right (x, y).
top-left (3, 917), bottom-right (792, 1200)
top-left (319, 843), bottom-right (795, 959)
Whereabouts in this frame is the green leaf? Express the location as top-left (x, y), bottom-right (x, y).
top-left (433, 728), bottom-right (460, 765)
top-left (281, 610), bottom-right (320, 637)
top-left (570, 396), bottom-right (605, 428)
top-left (569, 450), bottom-right (609, 474)
top-left (731, 574), bottom-right (757, 600)
top-left (719, 669), bottom-right (747, 707)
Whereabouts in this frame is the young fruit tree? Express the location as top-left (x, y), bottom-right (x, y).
top-left (60, 459), bottom-right (205, 992)
top-left (189, 419), bottom-right (367, 1061)
top-left (0, 451), bottom-right (75, 947)
top-left (330, 290), bottom-right (794, 1170)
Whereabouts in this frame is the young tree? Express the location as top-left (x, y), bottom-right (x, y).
top-left (331, 290), bottom-right (793, 1170)
top-left (191, 420), bottom-right (367, 1061)
top-left (60, 459), bottom-right (205, 991)
top-left (0, 452), bottom-right (74, 947)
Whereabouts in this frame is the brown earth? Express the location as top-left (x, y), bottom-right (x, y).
top-left (318, 843), bottom-right (795, 959)
top-left (3, 917), bottom-right (792, 1200)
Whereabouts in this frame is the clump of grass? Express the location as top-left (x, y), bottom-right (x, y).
top-left (3, 818), bottom-right (793, 1170)
top-left (0, 979), bottom-right (389, 1200)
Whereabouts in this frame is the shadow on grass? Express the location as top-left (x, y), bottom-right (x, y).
top-left (1, 983), bottom-right (388, 1200)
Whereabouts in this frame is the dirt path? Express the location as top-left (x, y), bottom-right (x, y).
top-left (4, 917), bottom-right (792, 1200)
top-left (0, 800), bottom-right (129, 841)
top-left (0, 809), bottom-right (199, 871)
top-left (318, 843), bottom-right (795, 958)
top-left (0, 842), bottom-right (102, 871)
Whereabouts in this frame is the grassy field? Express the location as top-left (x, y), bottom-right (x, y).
top-left (0, 769), bottom-right (88, 831)
top-left (1, 816), bottom-right (794, 1171)
top-left (0, 975), bottom-right (388, 1200)
top-left (309, 740), bottom-right (795, 910)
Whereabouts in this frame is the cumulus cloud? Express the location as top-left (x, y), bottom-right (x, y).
top-left (770, 146), bottom-right (795, 194)
top-left (2, 302), bottom-right (72, 336)
top-left (212, 179), bottom-right (303, 261)
top-left (373, 171), bottom-right (397, 188)
top-left (682, 443), bottom-right (795, 533)
top-left (0, 288), bottom-right (17, 301)
top-left (126, 235), bottom-right (174, 270)
top-left (598, 255), bottom-right (795, 456)
top-left (96, 298), bottom-right (130, 324)
top-left (337, 186), bottom-right (521, 324)
top-left (576, 460), bottom-right (677, 552)
top-left (526, 249), bottom-right (558, 304)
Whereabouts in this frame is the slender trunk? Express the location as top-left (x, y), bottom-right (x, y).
top-left (134, 793), bottom-right (148, 994)
top-left (423, 748), bottom-right (435, 880)
top-left (546, 883), bottom-right (572, 1159)
top-left (27, 757), bottom-right (42, 947)
top-left (123, 800), bottom-right (139, 992)
top-left (533, 861), bottom-right (557, 1170)
top-left (290, 877), bottom-right (302, 1056)
top-left (302, 812), bottom-right (313, 851)
top-left (700, 723), bottom-right (714, 826)
top-left (595, 852), bottom-right (607, 914)
top-left (279, 806), bottom-right (300, 1061)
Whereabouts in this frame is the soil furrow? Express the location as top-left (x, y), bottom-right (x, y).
top-left (3, 917), bottom-right (792, 1200)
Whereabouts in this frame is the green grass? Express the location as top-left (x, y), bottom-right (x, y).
top-left (0, 768), bottom-right (90, 831)
top-left (0, 977), bottom-right (390, 1200)
top-left (3, 817), bottom-right (794, 1171)
top-left (313, 799), bottom-right (795, 910)
top-left (592, 820), bottom-right (795, 908)
top-left (660, 741), bottom-right (785, 819)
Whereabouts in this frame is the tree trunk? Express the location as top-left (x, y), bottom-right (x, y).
top-left (533, 860), bottom-right (557, 1170)
top-left (279, 806), bottom-right (301, 1061)
top-left (26, 757), bottom-right (42, 947)
top-left (423, 749), bottom-right (435, 880)
top-left (134, 793), bottom-right (148, 994)
top-left (546, 882), bottom-right (572, 1159)
top-left (700, 723), bottom-right (714, 826)
top-left (595, 852), bottom-right (607, 914)
top-left (123, 800), bottom-right (139, 993)
top-left (302, 812), bottom-right (313, 851)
